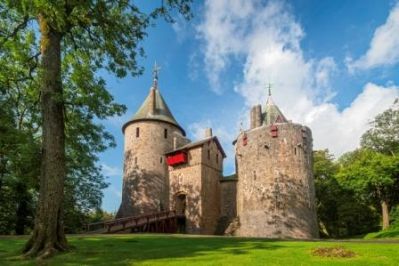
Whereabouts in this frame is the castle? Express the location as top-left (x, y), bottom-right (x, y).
top-left (117, 69), bottom-right (319, 239)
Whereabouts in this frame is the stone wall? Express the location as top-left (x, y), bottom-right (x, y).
top-left (200, 140), bottom-right (222, 234)
top-left (235, 123), bottom-right (319, 239)
top-left (117, 120), bottom-right (185, 218)
top-left (169, 147), bottom-right (203, 233)
top-left (220, 179), bottom-right (237, 219)
top-left (169, 138), bottom-right (223, 234)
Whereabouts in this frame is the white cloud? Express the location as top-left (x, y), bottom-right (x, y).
top-left (172, 14), bottom-right (190, 43)
top-left (197, 0), bottom-right (399, 160)
top-left (101, 163), bottom-right (122, 177)
top-left (347, 2), bottom-right (399, 71)
top-left (305, 83), bottom-right (398, 156)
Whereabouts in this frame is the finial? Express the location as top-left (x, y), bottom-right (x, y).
top-left (267, 83), bottom-right (272, 97)
top-left (152, 61), bottom-right (161, 88)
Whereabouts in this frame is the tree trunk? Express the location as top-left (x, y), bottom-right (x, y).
top-left (23, 14), bottom-right (68, 258)
top-left (381, 200), bottom-right (390, 230)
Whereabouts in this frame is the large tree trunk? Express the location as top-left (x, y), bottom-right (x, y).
top-left (381, 200), bottom-right (390, 230)
top-left (23, 14), bottom-right (67, 258)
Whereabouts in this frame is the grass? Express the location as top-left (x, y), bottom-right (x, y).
top-left (0, 234), bottom-right (398, 265)
top-left (364, 228), bottom-right (399, 239)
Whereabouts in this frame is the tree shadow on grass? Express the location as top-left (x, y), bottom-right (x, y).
top-left (1, 234), bottom-right (290, 265)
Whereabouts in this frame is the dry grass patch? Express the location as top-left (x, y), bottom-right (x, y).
top-left (311, 246), bottom-right (356, 258)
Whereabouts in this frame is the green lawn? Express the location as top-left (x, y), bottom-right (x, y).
top-left (0, 234), bottom-right (398, 265)
top-left (364, 228), bottom-right (399, 239)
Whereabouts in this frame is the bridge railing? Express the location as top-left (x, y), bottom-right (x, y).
top-left (85, 210), bottom-right (177, 233)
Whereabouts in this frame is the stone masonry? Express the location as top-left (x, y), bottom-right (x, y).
top-left (235, 123), bottom-right (319, 238)
top-left (168, 133), bottom-right (225, 234)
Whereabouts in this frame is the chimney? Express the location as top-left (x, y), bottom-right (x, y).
top-left (250, 106), bottom-right (256, 129)
top-left (254, 105), bottom-right (262, 127)
top-left (204, 128), bottom-right (213, 138)
top-left (250, 105), bottom-right (262, 129)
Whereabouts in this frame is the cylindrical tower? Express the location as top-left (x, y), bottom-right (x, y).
top-left (117, 74), bottom-right (186, 218)
top-left (234, 92), bottom-right (318, 239)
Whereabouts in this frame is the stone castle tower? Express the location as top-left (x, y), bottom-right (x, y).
top-left (116, 67), bottom-right (318, 238)
top-left (234, 88), bottom-right (319, 238)
top-left (117, 68), bottom-right (188, 218)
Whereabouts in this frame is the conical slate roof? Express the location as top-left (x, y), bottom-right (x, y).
top-left (262, 92), bottom-right (288, 126)
top-left (122, 80), bottom-right (185, 135)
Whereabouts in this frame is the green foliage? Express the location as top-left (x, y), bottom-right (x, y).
top-left (0, 0), bottom-right (193, 237)
top-left (0, 89), bottom-right (39, 235)
top-left (361, 99), bottom-right (399, 155)
top-left (63, 207), bottom-right (114, 234)
top-left (313, 150), bottom-right (379, 238)
top-left (337, 149), bottom-right (399, 205)
top-left (364, 228), bottom-right (399, 239)
top-left (390, 205), bottom-right (399, 229)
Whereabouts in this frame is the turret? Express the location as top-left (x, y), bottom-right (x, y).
top-left (117, 63), bottom-right (188, 218)
top-left (234, 85), bottom-right (319, 239)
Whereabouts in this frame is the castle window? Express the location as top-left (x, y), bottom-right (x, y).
top-left (294, 147), bottom-right (297, 155)
top-left (134, 157), bottom-right (137, 165)
top-left (207, 150), bottom-right (210, 160)
top-left (160, 157), bottom-right (163, 164)
top-left (164, 128), bottom-right (168, 139)
top-left (216, 153), bottom-right (219, 164)
top-left (136, 127), bottom-right (140, 138)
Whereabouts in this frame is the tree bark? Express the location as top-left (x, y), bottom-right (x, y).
top-left (381, 200), bottom-right (390, 230)
top-left (23, 14), bottom-right (68, 258)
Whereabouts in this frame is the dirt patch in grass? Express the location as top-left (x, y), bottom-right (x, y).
top-left (311, 246), bottom-right (356, 258)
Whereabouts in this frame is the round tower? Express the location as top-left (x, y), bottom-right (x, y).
top-left (117, 66), bottom-right (186, 218)
top-left (234, 89), bottom-right (318, 239)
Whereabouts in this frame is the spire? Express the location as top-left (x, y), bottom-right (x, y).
top-left (262, 83), bottom-right (288, 126)
top-left (123, 67), bottom-right (185, 135)
top-left (152, 61), bottom-right (161, 89)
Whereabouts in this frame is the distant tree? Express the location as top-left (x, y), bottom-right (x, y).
top-left (0, 0), bottom-right (192, 258)
top-left (360, 100), bottom-right (399, 230)
top-left (0, 77), bottom-right (40, 235)
top-left (361, 99), bottom-right (399, 156)
top-left (314, 150), bottom-right (379, 238)
top-left (390, 206), bottom-right (399, 229)
top-left (337, 149), bottom-right (399, 230)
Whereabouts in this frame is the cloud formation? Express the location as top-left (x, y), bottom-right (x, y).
top-left (101, 163), bottom-right (122, 177)
top-left (347, 2), bottom-right (399, 71)
top-left (197, 0), bottom-right (399, 160)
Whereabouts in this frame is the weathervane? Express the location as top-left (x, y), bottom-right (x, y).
top-left (152, 61), bottom-right (161, 88)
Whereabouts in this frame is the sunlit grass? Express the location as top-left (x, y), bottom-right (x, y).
top-left (0, 234), bottom-right (398, 265)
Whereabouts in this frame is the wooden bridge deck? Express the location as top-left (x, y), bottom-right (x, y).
top-left (86, 210), bottom-right (178, 234)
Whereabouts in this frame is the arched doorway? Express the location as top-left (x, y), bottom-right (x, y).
top-left (175, 193), bottom-right (186, 233)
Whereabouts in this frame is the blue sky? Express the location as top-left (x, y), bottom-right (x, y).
top-left (99, 0), bottom-right (399, 212)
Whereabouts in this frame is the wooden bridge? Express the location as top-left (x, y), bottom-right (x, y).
top-left (86, 210), bottom-right (180, 234)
